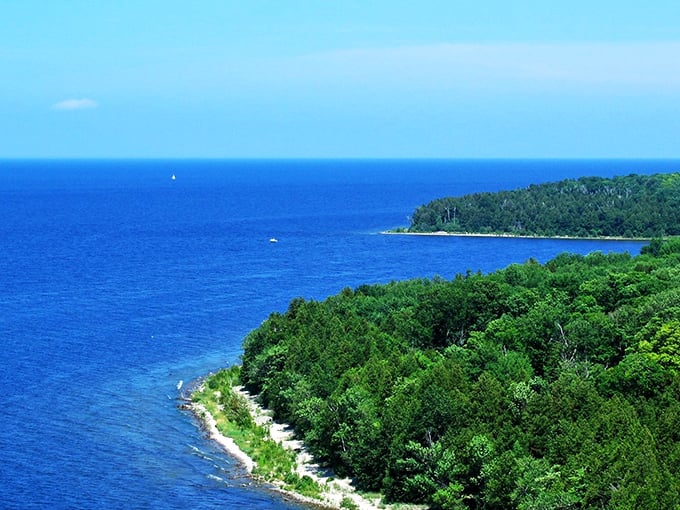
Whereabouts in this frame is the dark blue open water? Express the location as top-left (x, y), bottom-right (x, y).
top-left (0, 159), bottom-right (674, 509)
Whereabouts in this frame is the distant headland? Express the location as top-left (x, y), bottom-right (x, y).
top-left (392, 172), bottom-right (680, 239)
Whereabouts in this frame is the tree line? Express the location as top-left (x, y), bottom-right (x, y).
top-left (220, 239), bottom-right (680, 509)
top-left (407, 172), bottom-right (680, 238)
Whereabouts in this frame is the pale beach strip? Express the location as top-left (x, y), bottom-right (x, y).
top-left (192, 400), bottom-right (255, 473)
top-left (191, 386), bottom-right (389, 510)
top-left (381, 230), bottom-right (652, 241)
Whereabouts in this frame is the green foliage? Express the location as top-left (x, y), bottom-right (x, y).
top-left (195, 368), bottom-right (317, 494)
top-left (511, 457), bottom-right (582, 510)
top-left (395, 440), bottom-right (462, 504)
top-left (635, 316), bottom-right (680, 373)
top-left (340, 496), bottom-right (359, 510)
top-left (206, 364), bottom-right (241, 390)
top-left (250, 435), bottom-right (297, 481)
top-left (284, 474), bottom-right (322, 499)
top-left (604, 353), bottom-right (669, 398)
top-left (234, 239), bottom-right (680, 508)
top-left (218, 386), bottom-right (254, 429)
top-left (407, 172), bottom-right (680, 238)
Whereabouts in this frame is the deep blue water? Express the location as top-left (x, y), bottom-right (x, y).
top-left (0, 159), bottom-right (674, 509)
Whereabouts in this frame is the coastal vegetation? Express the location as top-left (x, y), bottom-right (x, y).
top-left (406, 172), bottom-right (680, 238)
top-left (204, 238), bottom-right (680, 509)
top-left (192, 366), bottom-right (324, 500)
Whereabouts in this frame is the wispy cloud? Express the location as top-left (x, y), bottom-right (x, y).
top-left (52, 98), bottom-right (98, 111)
top-left (284, 42), bottom-right (680, 94)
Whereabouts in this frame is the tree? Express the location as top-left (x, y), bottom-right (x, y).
top-left (635, 316), bottom-right (680, 373)
top-left (395, 440), bottom-right (464, 508)
top-left (511, 456), bottom-right (582, 510)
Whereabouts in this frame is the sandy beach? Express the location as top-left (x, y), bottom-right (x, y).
top-left (191, 386), bottom-right (390, 510)
top-left (381, 230), bottom-right (651, 241)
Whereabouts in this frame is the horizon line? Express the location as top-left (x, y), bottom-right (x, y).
top-left (2, 156), bottom-right (680, 162)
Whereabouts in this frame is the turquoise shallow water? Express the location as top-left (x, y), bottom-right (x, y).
top-left (0, 159), bottom-right (670, 509)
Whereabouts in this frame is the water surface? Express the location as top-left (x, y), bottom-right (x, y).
top-left (1, 159), bottom-right (669, 509)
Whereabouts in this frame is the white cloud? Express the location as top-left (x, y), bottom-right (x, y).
top-left (52, 98), bottom-right (98, 111)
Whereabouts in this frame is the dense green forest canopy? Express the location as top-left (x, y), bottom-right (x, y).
top-left (232, 239), bottom-right (680, 509)
top-left (407, 172), bottom-right (680, 238)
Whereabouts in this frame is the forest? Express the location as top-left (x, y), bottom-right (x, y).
top-left (407, 172), bottom-right (680, 238)
top-left (204, 238), bottom-right (680, 509)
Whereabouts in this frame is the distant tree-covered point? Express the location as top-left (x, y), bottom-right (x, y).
top-left (408, 172), bottom-right (680, 238)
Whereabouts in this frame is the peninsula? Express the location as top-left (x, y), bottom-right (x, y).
top-left (195, 238), bottom-right (680, 509)
top-left (400, 172), bottom-right (680, 238)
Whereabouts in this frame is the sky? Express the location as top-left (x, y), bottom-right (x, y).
top-left (1, 1), bottom-right (680, 159)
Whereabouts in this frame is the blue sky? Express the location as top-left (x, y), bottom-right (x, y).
top-left (1, 1), bottom-right (680, 158)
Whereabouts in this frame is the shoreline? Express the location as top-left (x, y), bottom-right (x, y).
top-left (381, 230), bottom-right (653, 241)
top-left (190, 385), bottom-right (392, 510)
top-left (191, 400), bottom-right (256, 473)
